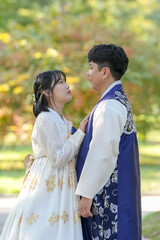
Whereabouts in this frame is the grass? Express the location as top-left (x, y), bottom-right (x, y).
top-left (142, 211), bottom-right (160, 240)
top-left (0, 170), bottom-right (25, 194)
top-left (138, 131), bottom-right (160, 194)
top-left (0, 145), bottom-right (32, 194)
top-left (0, 131), bottom-right (159, 194)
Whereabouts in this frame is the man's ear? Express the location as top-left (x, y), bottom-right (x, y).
top-left (102, 67), bottom-right (110, 79)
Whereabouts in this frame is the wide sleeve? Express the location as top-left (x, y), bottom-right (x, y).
top-left (36, 114), bottom-right (85, 169)
top-left (75, 100), bottom-right (127, 199)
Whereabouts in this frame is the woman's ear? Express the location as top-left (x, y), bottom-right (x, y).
top-left (43, 89), bottom-right (51, 98)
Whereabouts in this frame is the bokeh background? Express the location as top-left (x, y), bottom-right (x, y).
top-left (0, 0), bottom-right (160, 238)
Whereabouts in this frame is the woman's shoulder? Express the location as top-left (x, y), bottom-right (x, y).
top-left (36, 110), bottom-right (57, 125)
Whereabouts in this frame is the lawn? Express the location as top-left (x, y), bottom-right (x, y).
top-left (0, 145), bottom-right (32, 194)
top-left (0, 131), bottom-right (160, 194)
top-left (142, 211), bottom-right (160, 240)
top-left (138, 131), bottom-right (160, 194)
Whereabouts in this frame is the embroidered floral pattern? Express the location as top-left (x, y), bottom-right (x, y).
top-left (30, 178), bottom-right (39, 190)
top-left (45, 175), bottom-right (56, 192)
top-left (73, 210), bottom-right (79, 224)
top-left (48, 212), bottom-right (59, 225)
top-left (48, 210), bottom-right (69, 226)
top-left (18, 214), bottom-right (23, 226)
top-left (92, 166), bottom-right (118, 239)
top-left (68, 160), bottom-right (75, 188)
top-left (26, 213), bottom-right (39, 225)
top-left (58, 177), bottom-right (64, 191)
top-left (114, 90), bottom-right (136, 134)
top-left (61, 210), bottom-right (68, 223)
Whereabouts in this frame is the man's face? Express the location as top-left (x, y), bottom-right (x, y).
top-left (87, 61), bottom-right (103, 91)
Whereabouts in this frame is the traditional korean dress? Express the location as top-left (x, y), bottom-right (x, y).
top-left (76, 81), bottom-right (142, 240)
top-left (0, 108), bottom-right (84, 240)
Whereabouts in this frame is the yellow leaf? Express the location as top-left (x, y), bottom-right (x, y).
top-left (67, 77), bottom-right (80, 84)
top-left (13, 86), bottom-right (24, 94)
top-left (62, 67), bottom-right (70, 73)
top-left (46, 48), bottom-right (60, 57)
top-left (10, 125), bottom-right (17, 131)
top-left (0, 32), bottom-right (10, 44)
top-left (0, 83), bottom-right (9, 92)
top-left (34, 52), bottom-right (42, 59)
top-left (18, 39), bottom-right (28, 46)
top-left (9, 74), bottom-right (30, 86)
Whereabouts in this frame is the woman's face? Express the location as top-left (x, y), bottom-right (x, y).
top-left (51, 76), bottom-right (72, 106)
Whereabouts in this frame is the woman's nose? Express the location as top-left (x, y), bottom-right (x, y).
top-left (66, 83), bottom-right (69, 89)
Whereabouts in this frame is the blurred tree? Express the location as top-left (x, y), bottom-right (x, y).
top-left (0, 0), bottom-right (160, 145)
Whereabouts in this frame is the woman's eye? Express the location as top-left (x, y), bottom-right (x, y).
top-left (59, 80), bottom-right (64, 84)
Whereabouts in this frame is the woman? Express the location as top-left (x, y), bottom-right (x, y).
top-left (0, 70), bottom-right (89, 240)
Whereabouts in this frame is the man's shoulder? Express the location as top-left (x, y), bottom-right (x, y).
top-left (94, 99), bottom-right (127, 118)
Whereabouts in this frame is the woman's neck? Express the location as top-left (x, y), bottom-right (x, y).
top-left (48, 103), bottom-right (64, 119)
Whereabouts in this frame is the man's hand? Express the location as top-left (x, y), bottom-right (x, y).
top-left (78, 197), bottom-right (93, 218)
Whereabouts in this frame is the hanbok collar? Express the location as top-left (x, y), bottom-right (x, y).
top-left (47, 108), bottom-right (73, 136)
top-left (100, 80), bottom-right (121, 100)
top-left (47, 107), bottom-right (67, 125)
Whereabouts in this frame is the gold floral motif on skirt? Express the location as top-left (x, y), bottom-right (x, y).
top-left (26, 213), bottom-right (39, 225)
top-left (73, 210), bottom-right (79, 224)
top-left (18, 214), bottom-right (23, 226)
top-left (61, 210), bottom-right (68, 223)
top-left (58, 177), bottom-right (64, 191)
top-left (48, 212), bottom-right (59, 225)
top-left (45, 175), bottom-right (56, 192)
top-left (30, 177), bottom-right (39, 190)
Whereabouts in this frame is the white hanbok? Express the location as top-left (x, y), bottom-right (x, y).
top-left (0, 108), bottom-right (85, 240)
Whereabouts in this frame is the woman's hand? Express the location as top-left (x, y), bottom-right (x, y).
top-left (79, 114), bottom-right (90, 133)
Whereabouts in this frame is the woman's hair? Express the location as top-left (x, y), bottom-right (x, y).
top-left (88, 44), bottom-right (129, 80)
top-left (33, 70), bottom-right (66, 117)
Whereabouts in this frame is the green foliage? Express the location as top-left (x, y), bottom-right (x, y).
top-left (142, 211), bottom-right (160, 240)
top-left (0, 0), bottom-right (160, 144)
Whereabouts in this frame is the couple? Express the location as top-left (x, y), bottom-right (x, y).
top-left (0, 44), bottom-right (142, 240)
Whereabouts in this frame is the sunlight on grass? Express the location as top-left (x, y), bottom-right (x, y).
top-left (0, 145), bottom-right (32, 161)
top-left (0, 170), bottom-right (25, 194)
top-left (142, 211), bottom-right (160, 240)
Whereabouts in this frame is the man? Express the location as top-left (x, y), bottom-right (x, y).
top-left (76, 44), bottom-right (142, 240)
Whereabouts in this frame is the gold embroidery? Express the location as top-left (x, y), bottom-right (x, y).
top-left (48, 212), bottom-right (59, 225)
top-left (73, 210), bottom-right (79, 224)
top-left (61, 210), bottom-right (68, 223)
top-left (30, 178), bottom-right (39, 190)
top-left (58, 177), bottom-right (64, 191)
top-left (45, 175), bottom-right (56, 192)
top-left (68, 175), bottom-right (73, 188)
top-left (18, 214), bottom-right (23, 226)
top-left (26, 213), bottom-right (39, 225)
top-left (68, 160), bottom-right (74, 188)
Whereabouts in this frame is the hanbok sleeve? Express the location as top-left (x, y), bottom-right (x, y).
top-left (75, 100), bottom-right (127, 199)
top-left (37, 114), bottom-right (85, 169)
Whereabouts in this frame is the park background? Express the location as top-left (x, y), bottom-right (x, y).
top-left (0, 0), bottom-right (160, 239)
